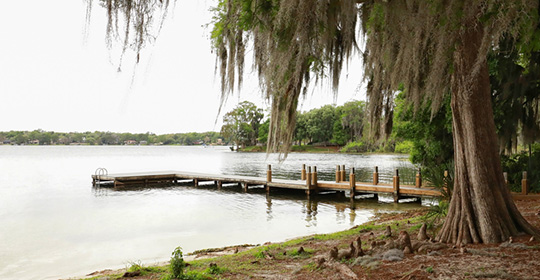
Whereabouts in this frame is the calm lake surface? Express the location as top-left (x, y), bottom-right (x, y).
top-left (0, 145), bottom-right (419, 280)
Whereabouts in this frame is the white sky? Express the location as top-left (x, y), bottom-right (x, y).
top-left (0, 0), bottom-right (365, 134)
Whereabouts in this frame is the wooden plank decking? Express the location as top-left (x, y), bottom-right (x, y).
top-left (91, 170), bottom-right (442, 201)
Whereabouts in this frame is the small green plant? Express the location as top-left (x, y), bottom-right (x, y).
top-left (127, 260), bottom-right (143, 272)
top-left (253, 246), bottom-right (270, 259)
top-left (204, 263), bottom-right (226, 275)
top-left (287, 247), bottom-right (312, 258)
top-left (426, 266), bottom-right (434, 273)
top-left (423, 161), bottom-right (454, 200)
top-left (171, 247), bottom-right (186, 279)
top-left (423, 200), bottom-right (449, 227)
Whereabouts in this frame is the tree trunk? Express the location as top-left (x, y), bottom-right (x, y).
top-left (436, 21), bottom-right (540, 244)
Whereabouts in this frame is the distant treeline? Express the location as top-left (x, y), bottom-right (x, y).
top-left (0, 130), bottom-right (223, 146)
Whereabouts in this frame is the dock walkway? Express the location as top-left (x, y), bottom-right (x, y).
top-left (92, 167), bottom-right (442, 202)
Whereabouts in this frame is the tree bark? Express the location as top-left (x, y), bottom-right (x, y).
top-left (436, 21), bottom-right (540, 244)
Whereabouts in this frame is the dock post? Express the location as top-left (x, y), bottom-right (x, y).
top-left (301, 164), bottom-right (306, 180)
top-left (336, 165), bottom-right (341, 182)
top-left (415, 168), bottom-right (422, 188)
top-left (341, 165), bottom-right (346, 182)
top-left (306, 166), bottom-right (313, 195)
top-left (373, 166), bottom-right (379, 185)
top-left (194, 179), bottom-right (199, 187)
top-left (267, 164), bottom-right (272, 183)
top-left (349, 167), bottom-right (356, 200)
top-left (522, 171), bottom-right (529, 195)
top-left (312, 166), bottom-right (318, 188)
top-left (92, 178), bottom-right (96, 187)
top-left (243, 182), bottom-right (248, 193)
top-left (393, 169), bottom-right (400, 203)
top-left (217, 180), bottom-right (222, 190)
top-left (443, 170), bottom-right (449, 195)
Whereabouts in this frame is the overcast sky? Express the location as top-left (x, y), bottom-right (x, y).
top-left (0, 0), bottom-right (365, 134)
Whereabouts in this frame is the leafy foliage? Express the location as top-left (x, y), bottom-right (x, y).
top-left (220, 101), bottom-right (264, 148)
top-left (393, 91), bottom-right (453, 167)
top-left (501, 143), bottom-right (540, 193)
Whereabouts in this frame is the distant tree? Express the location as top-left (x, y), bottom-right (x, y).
top-left (221, 101), bottom-right (264, 148)
top-left (339, 101), bottom-right (366, 142)
top-left (258, 119), bottom-right (270, 145)
top-left (293, 113), bottom-right (309, 145)
top-left (306, 105), bottom-right (338, 144)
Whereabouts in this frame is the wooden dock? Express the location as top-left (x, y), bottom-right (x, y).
top-left (92, 166), bottom-right (442, 203)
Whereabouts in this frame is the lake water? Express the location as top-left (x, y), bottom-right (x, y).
top-left (0, 145), bottom-right (419, 280)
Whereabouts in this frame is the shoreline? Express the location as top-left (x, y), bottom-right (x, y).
top-left (71, 198), bottom-right (540, 280)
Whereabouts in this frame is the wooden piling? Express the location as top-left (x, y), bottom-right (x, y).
top-left (373, 166), bottom-right (379, 185)
top-left (341, 165), bottom-right (346, 182)
top-left (217, 180), bottom-right (222, 190)
top-left (522, 171), bottom-right (529, 195)
top-left (336, 165), bottom-right (341, 183)
top-left (306, 166), bottom-right (313, 195)
top-left (349, 167), bottom-right (356, 199)
top-left (266, 164), bottom-right (272, 183)
top-left (393, 169), bottom-right (400, 203)
top-left (243, 182), bottom-right (248, 193)
top-left (415, 168), bottom-right (422, 188)
top-left (312, 166), bottom-right (318, 188)
top-left (301, 164), bottom-right (306, 180)
top-left (194, 179), bottom-right (199, 187)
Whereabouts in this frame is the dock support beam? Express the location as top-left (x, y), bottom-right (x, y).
top-left (522, 171), bottom-right (529, 195)
top-left (267, 165), bottom-right (272, 183)
top-left (393, 169), bottom-right (400, 203)
top-left (341, 165), bottom-right (346, 183)
top-left (415, 168), bottom-right (422, 188)
top-left (306, 166), bottom-right (315, 196)
top-left (194, 179), bottom-right (199, 187)
top-left (243, 182), bottom-right (248, 193)
top-left (349, 167), bottom-right (356, 201)
top-left (301, 164), bottom-right (306, 180)
top-left (217, 180), bottom-right (222, 190)
top-left (312, 166), bottom-right (318, 188)
top-left (336, 165), bottom-right (341, 182)
top-left (373, 166), bottom-right (379, 185)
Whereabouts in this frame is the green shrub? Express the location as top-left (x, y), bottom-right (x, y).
top-left (170, 247), bottom-right (186, 279)
top-left (394, 140), bottom-right (414, 154)
top-left (340, 141), bottom-right (367, 153)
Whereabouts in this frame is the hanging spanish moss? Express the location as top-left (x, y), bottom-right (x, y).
top-left (85, 0), bottom-right (174, 69)
top-left (211, 0), bottom-right (359, 158)
top-left (361, 0), bottom-right (538, 134)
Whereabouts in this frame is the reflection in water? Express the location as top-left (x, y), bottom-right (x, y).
top-left (266, 194), bottom-right (273, 221)
top-left (304, 199), bottom-right (318, 227)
